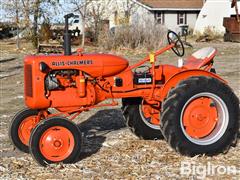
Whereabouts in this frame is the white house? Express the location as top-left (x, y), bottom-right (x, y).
top-left (69, 0), bottom-right (205, 34)
top-left (194, 0), bottom-right (240, 34)
top-left (107, 0), bottom-right (205, 33)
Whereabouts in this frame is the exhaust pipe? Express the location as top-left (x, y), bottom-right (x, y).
top-left (63, 13), bottom-right (74, 55)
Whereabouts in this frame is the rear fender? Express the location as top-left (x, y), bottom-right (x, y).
top-left (160, 70), bottom-right (226, 101)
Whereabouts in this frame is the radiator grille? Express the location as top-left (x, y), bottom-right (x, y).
top-left (25, 64), bottom-right (33, 97)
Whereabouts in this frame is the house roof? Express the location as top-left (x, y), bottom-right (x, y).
top-left (136, 0), bottom-right (204, 10)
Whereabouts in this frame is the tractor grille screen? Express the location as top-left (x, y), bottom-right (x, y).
top-left (25, 64), bottom-right (33, 97)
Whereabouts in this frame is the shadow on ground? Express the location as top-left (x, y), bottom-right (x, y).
top-left (76, 109), bottom-right (126, 162)
top-left (0, 57), bottom-right (16, 63)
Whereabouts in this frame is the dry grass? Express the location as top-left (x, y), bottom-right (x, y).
top-left (0, 40), bottom-right (239, 179)
top-left (98, 23), bottom-right (168, 51)
top-left (194, 26), bottom-right (223, 41)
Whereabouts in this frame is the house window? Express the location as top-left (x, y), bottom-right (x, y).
top-left (178, 12), bottom-right (187, 25)
top-left (155, 12), bottom-right (164, 24)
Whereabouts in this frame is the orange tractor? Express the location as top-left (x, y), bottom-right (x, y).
top-left (10, 14), bottom-right (239, 166)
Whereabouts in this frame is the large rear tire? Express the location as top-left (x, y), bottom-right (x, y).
top-left (122, 98), bottom-right (163, 140)
top-left (160, 76), bottom-right (239, 156)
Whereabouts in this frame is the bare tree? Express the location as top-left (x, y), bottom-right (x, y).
top-left (4, 0), bottom-right (60, 48)
top-left (31, 0), bottom-right (41, 48)
top-left (21, 0), bottom-right (31, 28)
top-left (3, 0), bottom-right (22, 49)
top-left (115, 0), bottom-right (138, 24)
top-left (121, 0), bottom-right (137, 16)
top-left (31, 0), bottom-right (60, 48)
top-left (71, 0), bottom-right (116, 46)
top-left (71, 0), bottom-right (92, 47)
top-left (88, 0), bottom-right (112, 42)
top-left (231, 0), bottom-right (240, 22)
top-left (15, 0), bottom-right (20, 49)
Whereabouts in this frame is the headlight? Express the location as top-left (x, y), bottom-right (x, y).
top-left (39, 62), bottom-right (49, 73)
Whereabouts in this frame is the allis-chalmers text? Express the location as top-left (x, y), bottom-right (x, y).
top-left (52, 60), bottom-right (93, 66)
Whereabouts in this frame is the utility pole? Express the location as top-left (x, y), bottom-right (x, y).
top-left (15, 0), bottom-right (20, 49)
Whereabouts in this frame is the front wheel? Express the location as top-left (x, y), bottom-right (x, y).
top-left (29, 117), bottom-right (82, 166)
top-left (160, 76), bottom-right (239, 156)
top-left (9, 108), bottom-right (41, 153)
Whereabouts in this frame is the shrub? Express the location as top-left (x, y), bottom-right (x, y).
top-left (194, 26), bottom-right (223, 40)
top-left (98, 22), bottom-right (168, 50)
top-left (39, 22), bottom-right (52, 43)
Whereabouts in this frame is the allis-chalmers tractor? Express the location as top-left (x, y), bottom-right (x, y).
top-left (9, 14), bottom-right (239, 166)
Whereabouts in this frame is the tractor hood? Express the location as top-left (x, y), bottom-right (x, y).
top-left (24, 53), bottom-right (129, 77)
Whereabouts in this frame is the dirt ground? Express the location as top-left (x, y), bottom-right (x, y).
top-left (0, 39), bottom-right (239, 179)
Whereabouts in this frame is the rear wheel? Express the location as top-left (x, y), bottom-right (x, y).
top-left (9, 108), bottom-right (41, 153)
top-left (160, 76), bottom-right (239, 156)
top-left (122, 98), bottom-right (163, 140)
top-left (29, 117), bottom-right (82, 166)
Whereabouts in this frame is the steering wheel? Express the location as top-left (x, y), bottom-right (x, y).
top-left (167, 30), bottom-right (185, 57)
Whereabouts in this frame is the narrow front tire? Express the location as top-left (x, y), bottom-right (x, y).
top-left (29, 117), bottom-right (82, 166)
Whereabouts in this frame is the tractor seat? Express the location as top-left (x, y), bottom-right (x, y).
top-left (183, 47), bottom-right (217, 69)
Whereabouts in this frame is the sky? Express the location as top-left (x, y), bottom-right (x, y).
top-left (0, 0), bottom-right (78, 23)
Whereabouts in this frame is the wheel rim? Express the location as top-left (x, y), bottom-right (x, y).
top-left (180, 93), bottom-right (229, 145)
top-left (18, 116), bottom-right (39, 145)
top-left (39, 126), bottom-right (75, 162)
top-left (139, 102), bottom-right (160, 130)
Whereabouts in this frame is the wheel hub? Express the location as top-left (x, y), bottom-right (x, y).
top-left (141, 103), bottom-right (160, 125)
top-left (53, 139), bottom-right (63, 149)
top-left (18, 116), bottom-right (39, 145)
top-left (39, 126), bottom-right (74, 162)
top-left (183, 97), bottom-right (218, 138)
